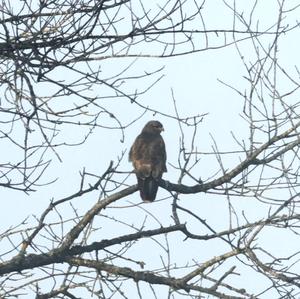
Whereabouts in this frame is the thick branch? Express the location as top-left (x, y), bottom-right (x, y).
top-left (0, 224), bottom-right (185, 276)
top-left (159, 124), bottom-right (300, 194)
top-left (68, 257), bottom-right (246, 299)
top-left (59, 184), bottom-right (138, 249)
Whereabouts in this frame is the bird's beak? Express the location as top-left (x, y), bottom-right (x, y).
top-left (160, 127), bottom-right (164, 132)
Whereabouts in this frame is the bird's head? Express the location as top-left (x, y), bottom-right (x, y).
top-left (142, 121), bottom-right (164, 134)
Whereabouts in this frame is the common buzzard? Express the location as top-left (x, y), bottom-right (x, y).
top-left (129, 121), bottom-right (167, 202)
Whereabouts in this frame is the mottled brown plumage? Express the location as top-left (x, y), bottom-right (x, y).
top-left (129, 121), bottom-right (167, 202)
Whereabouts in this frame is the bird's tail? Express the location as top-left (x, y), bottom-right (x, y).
top-left (137, 176), bottom-right (159, 202)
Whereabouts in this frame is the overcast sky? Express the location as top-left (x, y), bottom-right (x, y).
top-left (1, 1), bottom-right (300, 298)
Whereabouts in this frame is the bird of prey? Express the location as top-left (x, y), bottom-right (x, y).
top-left (129, 121), bottom-right (167, 202)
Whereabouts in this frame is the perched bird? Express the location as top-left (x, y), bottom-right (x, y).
top-left (129, 121), bottom-right (167, 202)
